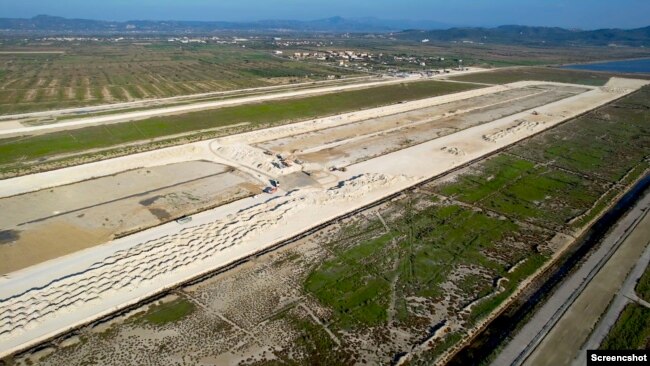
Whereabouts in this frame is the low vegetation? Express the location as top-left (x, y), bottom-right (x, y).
top-left (302, 86), bottom-right (650, 362)
top-left (0, 80), bottom-right (479, 172)
top-left (438, 154), bottom-right (604, 230)
top-left (448, 67), bottom-right (638, 86)
top-left (306, 203), bottom-right (546, 331)
top-left (600, 304), bottom-right (650, 350)
top-left (600, 266), bottom-right (650, 350)
top-left (0, 43), bottom-right (355, 114)
top-left (136, 298), bottom-right (195, 325)
top-left (637, 267), bottom-right (650, 303)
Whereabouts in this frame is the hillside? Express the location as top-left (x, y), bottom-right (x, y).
top-left (397, 25), bottom-right (650, 46)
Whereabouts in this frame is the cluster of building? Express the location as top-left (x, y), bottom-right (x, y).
top-left (392, 55), bottom-right (447, 67)
top-left (289, 50), bottom-right (374, 61)
top-left (37, 36), bottom-right (117, 42)
top-left (166, 36), bottom-right (251, 45)
top-left (167, 37), bottom-right (207, 44)
top-left (271, 39), bottom-right (331, 48)
top-left (285, 49), bottom-right (454, 71)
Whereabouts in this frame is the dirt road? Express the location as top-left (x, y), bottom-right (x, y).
top-left (492, 192), bottom-right (650, 366)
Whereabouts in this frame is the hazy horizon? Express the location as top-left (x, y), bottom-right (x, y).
top-left (3, 0), bottom-right (650, 30)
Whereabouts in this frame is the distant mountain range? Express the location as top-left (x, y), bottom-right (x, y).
top-left (0, 15), bottom-right (648, 47)
top-left (0, 15), bottom-right (451, 34)
top-left (397, 25), bottom-right (650, 46)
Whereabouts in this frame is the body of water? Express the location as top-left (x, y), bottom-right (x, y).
top-left (561, 58), bottom-right (650, 73)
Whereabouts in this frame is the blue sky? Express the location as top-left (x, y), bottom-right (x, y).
top-left (3, 0), bottom-right (649, 29)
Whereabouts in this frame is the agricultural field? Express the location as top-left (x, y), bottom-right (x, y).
top-left (448, 66), bottom-right (650, 86)
top-left (4, 37), bottom-right (648, 116)
top-left (0, 79), bottom-right (479, 177)
top-left (271, 37), bottom-right (650, 71)
top-left (31, 86), bottom-right (650, 365)
top-left (0, 43), bottom-right (356, 114)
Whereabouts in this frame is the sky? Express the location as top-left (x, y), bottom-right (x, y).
top-left (2, 0), bottom-right (649, 29)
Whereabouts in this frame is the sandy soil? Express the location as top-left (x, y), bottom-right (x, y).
top-left (0, 161), bottom-right (259, 274)
top-left (0, 77), bottom-right (646, 358)
top-left (289, 85), bottom-right (587, 168)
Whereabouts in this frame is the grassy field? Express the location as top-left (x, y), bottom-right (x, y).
top-left (0, 43), bottom-right (356, 114)
top-left (0, 79), bottom-right (479, 173)
top-left (447, 67), bottom-right (649, 86)
top-left (510, 90), bottom-right (650, 182)
top-left (600, 304), bottom-right (650, 350)
top-left (5, 38), bottom-right (649, 115)
top-left (438, 155), bottom-right (605, 230)
top-left (300, 86), bottom-right (650, 363)
top-left (135, 298), bottom-right (196, 326)
top-left (306, 203), bottom-right (548, 330)
top-left (637, 266), bottom-right (650, 303)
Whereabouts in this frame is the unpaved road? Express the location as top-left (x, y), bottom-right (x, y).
top-left (573, 238), bottom-right (650, 366)
top-left (492, 191), bottom-right (650, 366)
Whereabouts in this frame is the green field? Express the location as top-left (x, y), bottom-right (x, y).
top-left (600, 304), bottom-right (650, 350)
top-left (0, 43), bottom-right (356, 114)
top-left (447, 67), bottom-right (645, 86)
top-left (135, 298), bottom-right (196, 326)
top-left (510, 89), bottom-right (650, 183)
top-left (279, 37), bottom-right (650, 72)
top-left (637, 266), bottom-right (650, 303)
top-left (0, 80), bottom-right (479, 174)
top-left (306, 203), bottom-right (548, 330)
top-left (301, 86), bottom-right (650, 363)
top-left (439, 154), bottom-right (605, 230)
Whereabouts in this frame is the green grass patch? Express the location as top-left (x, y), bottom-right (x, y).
top-left (245, 67), bottom-right (314, 78)
top-left (285, 314), bottom-right (355, 365)
top-left (468, 253), bottom-right (548, 325)
top-left (137, 298), bottom-right (195, 326)
top-left (305, 203), bottom-right (529, 329)
top-left (448, 67), bottom-right (617, 86)
top-left (439, 155), bottom-right (535, 203)
top-left (600, 304), bottom-right (650, 350)
top-left (511, 87), bottom-right (650, 183)
top-left (636, 267), bottom-right (650, 303)
top-left (438, 154), bottom-right (605, 229)
top-left (412, 331), bottom-right (464, 365)
top-left (305, 233), bottom-right (393, 328)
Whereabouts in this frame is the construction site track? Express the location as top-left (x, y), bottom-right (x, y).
top-left (7, 87), bottom-right (640, 361)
